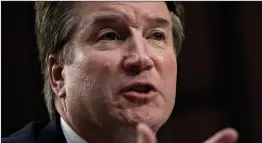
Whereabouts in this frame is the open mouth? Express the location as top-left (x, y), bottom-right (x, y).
top-left (127, 84), bottom-right (153, 94)
top-left (120, 83), bottom-right (157, 104)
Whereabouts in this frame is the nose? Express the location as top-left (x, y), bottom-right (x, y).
top-left (122, 31), bottom-right (154, 74)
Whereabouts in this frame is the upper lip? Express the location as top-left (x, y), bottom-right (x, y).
top-left (120, 81), bottom-right (157, 93)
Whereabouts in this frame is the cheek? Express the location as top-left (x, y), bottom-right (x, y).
top-left (165, 54), bottom-right (177, 90)
top-left (164, 54), bottom-right (177, 78)
top-left (63, 50), bottom-right (121, 117)
top-left (157, 50), bottom-right (177, 82)
top-left (156, 51), bottom-right (177, 100)
top-left (65, 50), bottom-right (121, 96)
top-left (84, 52), bottom-right (121, 81)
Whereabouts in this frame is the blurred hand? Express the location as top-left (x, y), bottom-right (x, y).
top-left (136, 123), bottom-right (238, 143)
top-left (137, 123), bottom-right (157, 143)
top-left (203, 128), bottom-right (238, 143)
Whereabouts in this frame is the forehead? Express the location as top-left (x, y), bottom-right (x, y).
top-left (75, 2), bottom-right (171, 22)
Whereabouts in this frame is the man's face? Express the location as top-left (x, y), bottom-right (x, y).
top-left (62, 2), bottom-right (177, 131)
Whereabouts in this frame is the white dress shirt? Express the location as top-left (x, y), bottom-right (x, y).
top-left (60, 117), bottom-right (87, 143)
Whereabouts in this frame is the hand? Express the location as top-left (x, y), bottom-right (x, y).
top-left (136, 123), bottom-right (238, 143)
top-left (203, 128), bottom-right (238, 143)
top-left (137, 123), bottom-right (157, 143)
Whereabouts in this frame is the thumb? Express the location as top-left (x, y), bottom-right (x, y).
top-left (137, 123), bottom-right (157, 143)
top-left (203, 128), bottom-right (239, 143)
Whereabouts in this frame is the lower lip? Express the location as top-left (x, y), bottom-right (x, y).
top-left (121, 90), bottom-right (157, 103)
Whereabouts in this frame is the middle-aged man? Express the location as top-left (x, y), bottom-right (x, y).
top-left (2, 2), bottom-right (238, 143)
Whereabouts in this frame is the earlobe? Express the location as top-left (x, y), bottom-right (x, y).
top-left (57, 87), bottom-right (66, 98)
top-left (48, 55), bottom-right (66, 98)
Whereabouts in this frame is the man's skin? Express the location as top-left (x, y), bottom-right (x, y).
top-left (48, 2), bottom-right (238, 143)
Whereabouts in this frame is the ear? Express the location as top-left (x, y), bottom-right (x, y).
top-left (48, 55), bottom-right (66, 98)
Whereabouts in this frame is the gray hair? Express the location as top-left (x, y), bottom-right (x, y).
top-left (34, 2), bottom-right (185, 120)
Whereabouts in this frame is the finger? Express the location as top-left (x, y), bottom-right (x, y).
top-left (137, 123), bottom-right (157, 143)
top-left (204, 128), bottom-right (239, 143)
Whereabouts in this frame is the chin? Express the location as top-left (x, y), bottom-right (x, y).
top-left (117, 107), bottom-right (170, 131)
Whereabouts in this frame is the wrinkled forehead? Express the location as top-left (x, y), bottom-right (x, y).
top-left (75, 2), bottom-right (171, 22)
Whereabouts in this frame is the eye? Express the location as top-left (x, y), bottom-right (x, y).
top-left (147, 31), bottom-right (166, 41)
top-left (97, 30), bottom-right (120, 41)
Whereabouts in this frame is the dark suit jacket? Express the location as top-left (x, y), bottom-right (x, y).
top-left (2, 116), bottom-right (67, 143)
top-left (2, 116), bottom-right (166, 143)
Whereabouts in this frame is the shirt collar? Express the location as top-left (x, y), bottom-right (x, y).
top-left (60, 117), bottom-right (87, 143)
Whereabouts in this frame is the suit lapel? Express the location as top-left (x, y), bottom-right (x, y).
top-left (38, 116), bottom-right (67, 143)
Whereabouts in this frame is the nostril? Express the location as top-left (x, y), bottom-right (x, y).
top-left (123, 54), bottom-right (153, 72)
top-left (123, 54), bottom-right (142, 71)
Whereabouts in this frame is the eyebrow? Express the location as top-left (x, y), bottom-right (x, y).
top-left (143, 16), bottom-right (171, 28)
top-left (78, 13), bottom-right (125, 38)
top-left (78, 10), bottom-right (171, 39)
top-left (85, 10), bottom-right (171, 28)
top-left (90, 15), bottom-right (126, 26)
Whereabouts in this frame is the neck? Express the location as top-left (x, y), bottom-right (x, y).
top-left (56, 102), bottom-right (158, 143)
top-left (61, 115), bottom-right (140, 143)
